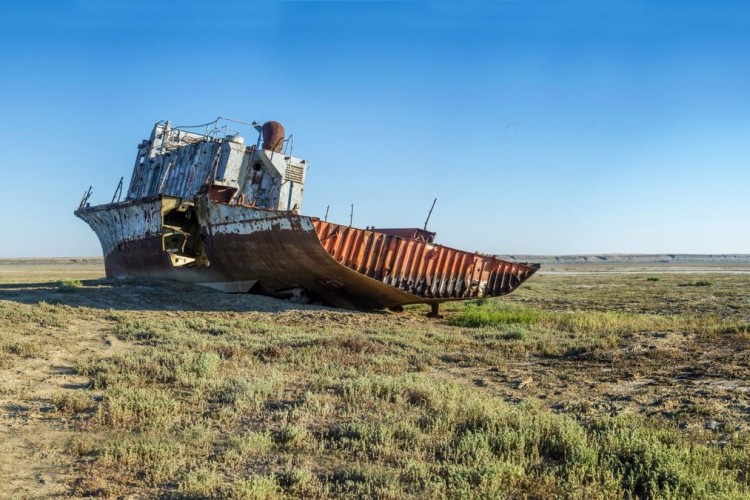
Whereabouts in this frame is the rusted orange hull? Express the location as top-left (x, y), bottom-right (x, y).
top-left (314, 221), bottom-right (538, 302)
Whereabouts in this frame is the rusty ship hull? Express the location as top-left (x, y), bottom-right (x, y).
top-left (75, 118), bottom-right (537, 310)
top-left (76, 193), bottom-right (537, 310)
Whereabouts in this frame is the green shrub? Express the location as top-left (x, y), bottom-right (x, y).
top-left (55, 279), bottom-right (82, 292)
top-left (450, 305), bottom-right (541, 328)
top-left (679, 280), bottom-right (713, 287)
top-left (52, 391), bottom-right (93, 414)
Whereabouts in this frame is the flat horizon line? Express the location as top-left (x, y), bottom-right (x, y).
top-left (1, 253), bottom-right (749, 260)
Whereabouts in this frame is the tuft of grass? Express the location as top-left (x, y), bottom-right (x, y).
top-left (98, 435), bottom-right (187, 485)
top-left (278, 466), bottom-right (323, 497)
top-left (0, 337), bottom-right (43, 360)
top-left (226, 474), bottom-right (283, 499)
top-left (718, 323), bottom-right (750, 336)
top-left (179, 467), bottom-right (224, 497)
top-left (52, 391), bottom-right (93, 414)
top-left (227, 430), bottom-right (274, 457)
top-left (500, 329), bottom-right (526, 341)
top-left (0, 301), bottom-right (65, 328)
top-left (97, 386), bottom-right (179, 430)
top-left (55, 279), bottom-right (83, 292)
top-left (449, 305), bottom-right (541, 328)
top-left (67, 435), bottom-right (99, 457)
top-left (679, 280), bottom-right (713, 287)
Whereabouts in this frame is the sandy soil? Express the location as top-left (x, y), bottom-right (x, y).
top-left (0, 316), bottom-right (134, 498)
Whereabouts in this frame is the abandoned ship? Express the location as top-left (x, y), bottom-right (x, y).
top-left (75, 118), bottom-right (538, 311)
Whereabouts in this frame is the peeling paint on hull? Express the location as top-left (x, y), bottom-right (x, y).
top-left (76, 194), bottom-right (538, 310)
top-left (74, 118), bottom-right (538, 311)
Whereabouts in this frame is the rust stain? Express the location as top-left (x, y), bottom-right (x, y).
top-left (313, 220), bottom-right (538, 300)
top-left (262, 121), bottom-right (285, 152)
top-left (75, 118), bottom-right (539, 311)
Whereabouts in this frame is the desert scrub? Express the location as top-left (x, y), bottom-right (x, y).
top-left (226, 430), bottom-right (275, 457)
top-left (0, 300), bottom-right (65, 328)
top-left (0, 301), bottom-right (65, 363)
top-left (51, 271), bottom-right (750, 497)
top-left (98, 435), bottom-right (188, 484)
top-left (52, 391), bottom-right (93, 414)
top-left (55, 278), bottom-right (83, 292)
top-left (449, 304), bottom-right (541, 328)
top-left (592, 416), bottom-right (750, 498)
top-left (448, 302), bottom-right (686, 357)
top-left (77, 366), bottom-right (750, 498)
top-left (717, 323), bottom-right (750, 336)
top-left (679, 280), bottom-right (713, 287)
top-left (97, 386), bottom-right (180, 430)
top-left (207, 373), bottom-right (281, 413)
top-left (112, 349), bottom-right (220, 385)
top-left (74, 331), bottom-right (750, 498)
top-left (319, 374), bottom-right (749, 498)
top-left (0, 335), bottom-right (43, 361)
top-left (447, 299), bottom-right (734, 351)
top-left (450, 301), bottom-right (674, 335)
top-left (223, 474), bottom-right (282, 499)
top-left (112, 316), bottom-right (284, 345)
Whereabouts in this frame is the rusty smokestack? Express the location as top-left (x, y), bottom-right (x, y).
top-left (262, 121), bottom-right (285, 152)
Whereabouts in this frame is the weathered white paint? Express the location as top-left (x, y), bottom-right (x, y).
top-left (203, 200), bottom-right (316, 236)
top-left (125, 120), bottom-right (308, 211)
top-left (78, 195), bottom-right (317, 262)
top-left (77, 199), bottom-right (162, 255)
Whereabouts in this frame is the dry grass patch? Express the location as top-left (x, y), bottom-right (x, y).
top-left (2, 264), bottom-right (750, 497)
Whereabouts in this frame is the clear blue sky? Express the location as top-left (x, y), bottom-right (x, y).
top-left (1, 1), bottom-right (748, 257)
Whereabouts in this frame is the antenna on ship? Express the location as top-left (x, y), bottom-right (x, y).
top-left (349, 204), bottom-right (354, 227)
top-left (111, 177), bottom-right (124, 203)
top-left (423, 198), bottom-right (437, 231)
top-left (78, 186), bottom-right (93, 209)
top-left (324, 205), bottom-right (330, 222)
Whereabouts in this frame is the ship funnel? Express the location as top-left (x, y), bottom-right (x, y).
top-left (262, 121), bottom-right (285, 152)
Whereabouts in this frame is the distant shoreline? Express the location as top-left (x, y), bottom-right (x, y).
top-left (497, 254), bottom-right (750, 264)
